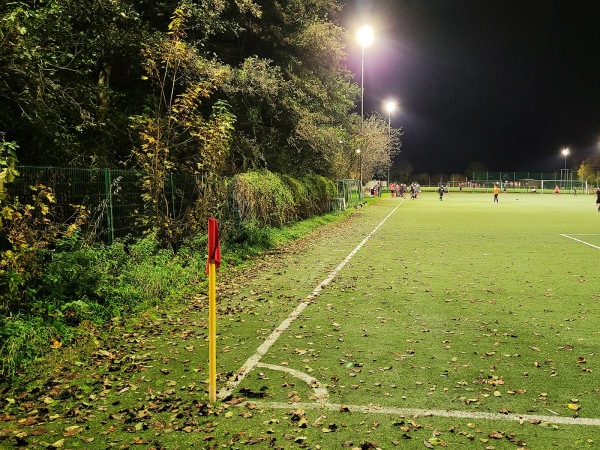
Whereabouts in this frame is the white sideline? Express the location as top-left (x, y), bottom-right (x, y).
top-left (218, 199), bottom-right (405, 400)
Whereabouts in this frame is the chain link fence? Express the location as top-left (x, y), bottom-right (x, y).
top-left (9, 166), bottom-right (211, 243)
top-left (6, 166), bottom-right (356, 244)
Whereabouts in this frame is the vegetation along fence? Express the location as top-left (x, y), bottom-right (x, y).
top-left (9, 166), bottom-right (212, 244)
top-left (7, 167), bottom-right (352, 244)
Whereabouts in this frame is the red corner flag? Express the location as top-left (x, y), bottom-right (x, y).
top-left (206, 218), bottom-right (221, 274)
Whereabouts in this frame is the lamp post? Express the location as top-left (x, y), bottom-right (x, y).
top-left (385, 100), bottom-right (396, 190)
top-left (561, 147), bottom-right (570, 190)
top-left (562, 148), bottom-right (569, 170)
top-left (356, 148), bottom-right (362, 195)
top-left (356, 25), bottom-right (374, 132)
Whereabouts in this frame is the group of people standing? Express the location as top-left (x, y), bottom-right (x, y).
top-left (386, 183), bottom-right (600, 212)
top-left (389, 182), bottom-right (422, 199)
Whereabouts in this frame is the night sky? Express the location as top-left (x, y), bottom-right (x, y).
top-left (340, 0), bottom-right (600, 174)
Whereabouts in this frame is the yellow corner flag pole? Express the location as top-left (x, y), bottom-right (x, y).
top-left (206, 218), bottom-right (221, 403)
top-left (208, 259), bottom-right (217, 403)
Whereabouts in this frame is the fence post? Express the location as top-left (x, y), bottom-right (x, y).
top-left (104, 168), bottom-right (114, 244)
top-left (170, 172), bottom-right (176, 219)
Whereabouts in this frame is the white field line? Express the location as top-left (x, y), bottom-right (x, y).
top-left (217, 199), bottom-right (406, 400)
top-left (255, 363), bottom-right (329, 400)
top-left (561, 234), bottom-right (600, 250)
top-left (243, 401), bottom-right (600, 427)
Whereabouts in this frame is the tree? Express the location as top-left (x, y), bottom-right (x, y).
top-left (465, 161), bottom-right (488, 180)
top-left (577, 154), bottom-right (600, 185)
top-left (131, 6), bottom-right (236, 246)
top-left (0, 0), bottom-right (364, 182)
top-left (411, 172), bottom-right (430, 186)
top-left (432, 173), bottom-right (448, 185)
top-left (449, 173), bottom-right (466, 185)
top-left (356, 113), bottom-right (395, 182)
top-left (0, 0), bottom-right (148, 166)
top-left (195, 0), bottom-right (358, 177)
top-left (390, 159), bottom-right (413, 184)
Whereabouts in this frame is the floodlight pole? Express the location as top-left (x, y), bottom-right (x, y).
top-left (357, 25), bottom-right (373, 132)
top-left (385, 101), bottom-right (396, 192)
top-left (356, 148), bottom-right (362, 186)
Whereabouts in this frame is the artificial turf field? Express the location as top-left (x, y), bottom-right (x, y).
top-left (213, 190), bottom-right (600, 449)
top-left (3, 190), bottom-right (600, 449)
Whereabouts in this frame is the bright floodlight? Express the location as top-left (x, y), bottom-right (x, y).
top-left (356, 148), bottom-right (361, 154)
top-left (357, 25), bottom-right (374, 47)
top-left (562, 148), bottom-right (570, 157)
top-left (385, 101), bottom-right (396, 113)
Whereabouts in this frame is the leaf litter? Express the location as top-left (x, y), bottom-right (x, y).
top-left (2, 200), bottom-right (600, 448)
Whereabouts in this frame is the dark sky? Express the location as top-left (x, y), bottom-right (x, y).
top-left (339, 0), bottom-right (600, 174)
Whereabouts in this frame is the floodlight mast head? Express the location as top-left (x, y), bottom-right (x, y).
top-left (356, 25), bottom-right (374, 47)
top-left (385, 101), bottom-right (396, 114)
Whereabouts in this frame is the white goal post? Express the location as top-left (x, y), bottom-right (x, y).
top-left (541, 179), bottom-right (588, 195)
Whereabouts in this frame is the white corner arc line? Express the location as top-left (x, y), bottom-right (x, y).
top-left (561, 234), bottom-right (600, 249)
top-left (255, 363), bottom-right (329, 400)
top-left (218, 199), bottom-right (405, 399)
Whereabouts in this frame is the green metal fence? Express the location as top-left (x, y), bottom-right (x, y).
top-left (335, 179), bottom-right (363, 209)
top-left (471, 172), bottom-right (563, 182)
top-left (6, 166), bottom-right (353, 243)
top-left (9, 166), bottom-right (208, 244)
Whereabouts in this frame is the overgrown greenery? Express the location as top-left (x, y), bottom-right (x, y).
top-left (1, 0), bottom-right (391, 382)
top-left (0, 160), bottom-right (338, 380)
top-left (232, 171), bottom-right (335, 228)
top-left (0, 0), bottom-right (399, 181)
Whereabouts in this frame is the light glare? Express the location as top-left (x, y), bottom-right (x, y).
top-left (357, 25), bottom-right (374, 47)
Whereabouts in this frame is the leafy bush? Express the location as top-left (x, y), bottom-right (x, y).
top-left (0, 232), bottom-right (209, 380)
top-left (232, 170), bottom-right (335, 229)
top-left (280, 175), bottom-right (309, 220)
top-left (232, 170), bottom-right (294, 227)
top-left (0, 165), bottom-right (339, 381)
top-left (0, 184), bottom-right (88, 315)
top-left (301, 175), bottom-right (336, 215)
top-left (41, 233), bottom-right (204, 322)
top-left (0, 315), bottom-right (54, 379)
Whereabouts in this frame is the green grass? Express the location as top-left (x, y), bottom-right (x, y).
top-left (1, 191), bottom-right (599, 449)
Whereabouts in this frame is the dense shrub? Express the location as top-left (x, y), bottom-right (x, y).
top-left (232, 170), bottom-right (295, 227)
top-left (0, 315), bottom-right (54, 379)
top-left (0, 233), bottom-right (206, 380)
top-left (280, 175), bottom-right (309, 220)
top-left (233, 170), bottom-right (335, 227)
top-left (302, 175), bottom-right (336, 215)
top-left (0, 167), bottom-right (338, 380)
